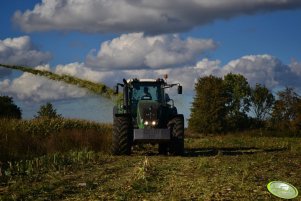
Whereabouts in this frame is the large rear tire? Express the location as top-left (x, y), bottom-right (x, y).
top-left (111, 116), bottom-right (132, 155)
top-left (168, 115), bottom-right (184, 155)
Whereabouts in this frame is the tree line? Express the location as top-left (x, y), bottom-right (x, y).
top-left (188, 73), bottom-right (301, 135)
top-left (0, 96), bottom-right (61, 119)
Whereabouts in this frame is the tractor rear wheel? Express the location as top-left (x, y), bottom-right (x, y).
top-left (168, 115), bottom-right (184, 155)
top-left (111, 116), bottom-right (132, 155)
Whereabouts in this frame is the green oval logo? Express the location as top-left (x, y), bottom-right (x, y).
top-left (267, 181), bottom-right (298, 199)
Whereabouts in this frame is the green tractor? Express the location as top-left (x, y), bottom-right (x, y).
top-left (112, 77), bottom-right (184, 155)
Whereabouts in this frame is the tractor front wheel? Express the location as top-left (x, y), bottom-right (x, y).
top-left (111, 116), bottom-right (132, 155)
top-left (168, 115), bottom-right (184, 155)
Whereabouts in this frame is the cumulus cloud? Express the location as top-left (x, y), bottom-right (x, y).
top-left (0, 36), bottom-right (51, 77)
top-left (86, 33), bottom-right (216, 69)
top-left (0, 36), bottom-right (51, 66)
top-left (290, 59), bottom-right (301, 76)
top-left (221, 55), bottom-right (301, 89)
top-left (13, 0), bottom-right (301, 34)
top-left (52, 62), bottom-right (197, 90)
top-left (52, 55), bottom-right (301, 93)
top-left (2, 54), bottom-right (301, 102)
top-left (0, 65), bottom-right (87, 102)
top-left (54, 62), bottom-right (157, 87)
top-left (175, 55), bottom-right (301, 91)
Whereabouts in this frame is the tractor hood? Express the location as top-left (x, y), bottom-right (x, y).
top-left (137, 100), bottom-right (160, 128)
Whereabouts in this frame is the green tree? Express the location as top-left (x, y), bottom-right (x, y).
top-left (224, 73), bottom-right (251, 130)
top-left (0, 96), bottom-right (22, 119)
top-left (271, 87), bottom-right (301, 132)
top-left (188, 75), bottom-right (228, 134)
top-left (35, 102), bottom-right (62, 119)
top-left (250, 83), bottom-right (275, 122)
top-left (291, 100), bottom-right (301, 134)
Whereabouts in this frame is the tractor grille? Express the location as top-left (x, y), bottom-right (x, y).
top-left (138, 101), bottom-right (160, 121)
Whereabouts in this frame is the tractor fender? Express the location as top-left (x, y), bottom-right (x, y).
top-left (169, 114), bottom-right (184, 121)
top-left (113, 106), bottom-right (130, 118)
top-left (168, 114), bottom-right (184, 129)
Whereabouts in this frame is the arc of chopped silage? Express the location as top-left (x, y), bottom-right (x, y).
top-left (0, 63), bottom-right (116, 99)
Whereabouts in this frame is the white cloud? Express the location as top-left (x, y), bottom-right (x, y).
top-left (55, 62), bottom-right (157, 87)
top-left (0, 36), bottom-right (51, 66)
top-left (222, 55), bottom-right (282, 88)
top-left (0, 65), bottom-right (87, 102)
top-left (0, 36), bottom-right (51, 77)
top-left (55, 62), bottom-right (103, 82)
top-left (86, 33), bottom-right (216, 69)
top-left (290, 59), bottom-right (301, 76)
top-left (221, 55), bottom-right (301, 89)
top-left (40, 55), bottom-right (301, 97)
top-left (13, 0), bottom-right (301, 34)
top-left (52, 55), bottom-right (301, 94)
top-left (2, 54), bottom-right (301, 103)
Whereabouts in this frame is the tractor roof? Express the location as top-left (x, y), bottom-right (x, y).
top-left (127, 78), bottom-right (166, 83)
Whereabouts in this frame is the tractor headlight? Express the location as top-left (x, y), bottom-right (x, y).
top-left (151, 121), bottom-right (157, 126)
top-left (144, 120), bottom-right (157, 126)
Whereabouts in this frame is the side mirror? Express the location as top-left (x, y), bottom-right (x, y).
top-left (178, 85), bottom-right (182, 94)
top-left (114, 85), bottom-right (119, 94)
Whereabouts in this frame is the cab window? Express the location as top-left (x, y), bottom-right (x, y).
top-left (131, 83), bottom-right (163, 102)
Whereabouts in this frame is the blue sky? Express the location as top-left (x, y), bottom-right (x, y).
top-left (186, 10), bottom-right (301, 64)
top-left (1, 0), bottom-right (301, 123)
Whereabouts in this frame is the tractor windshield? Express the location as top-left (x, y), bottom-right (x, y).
top-left (131, 82), bottom-right (164, 103)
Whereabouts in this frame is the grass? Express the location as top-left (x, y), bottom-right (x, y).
top-left (1, 135), bottom-right (300, 200)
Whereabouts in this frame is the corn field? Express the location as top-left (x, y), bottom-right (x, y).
top-left (0, 118), bottom-right (112, 162)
